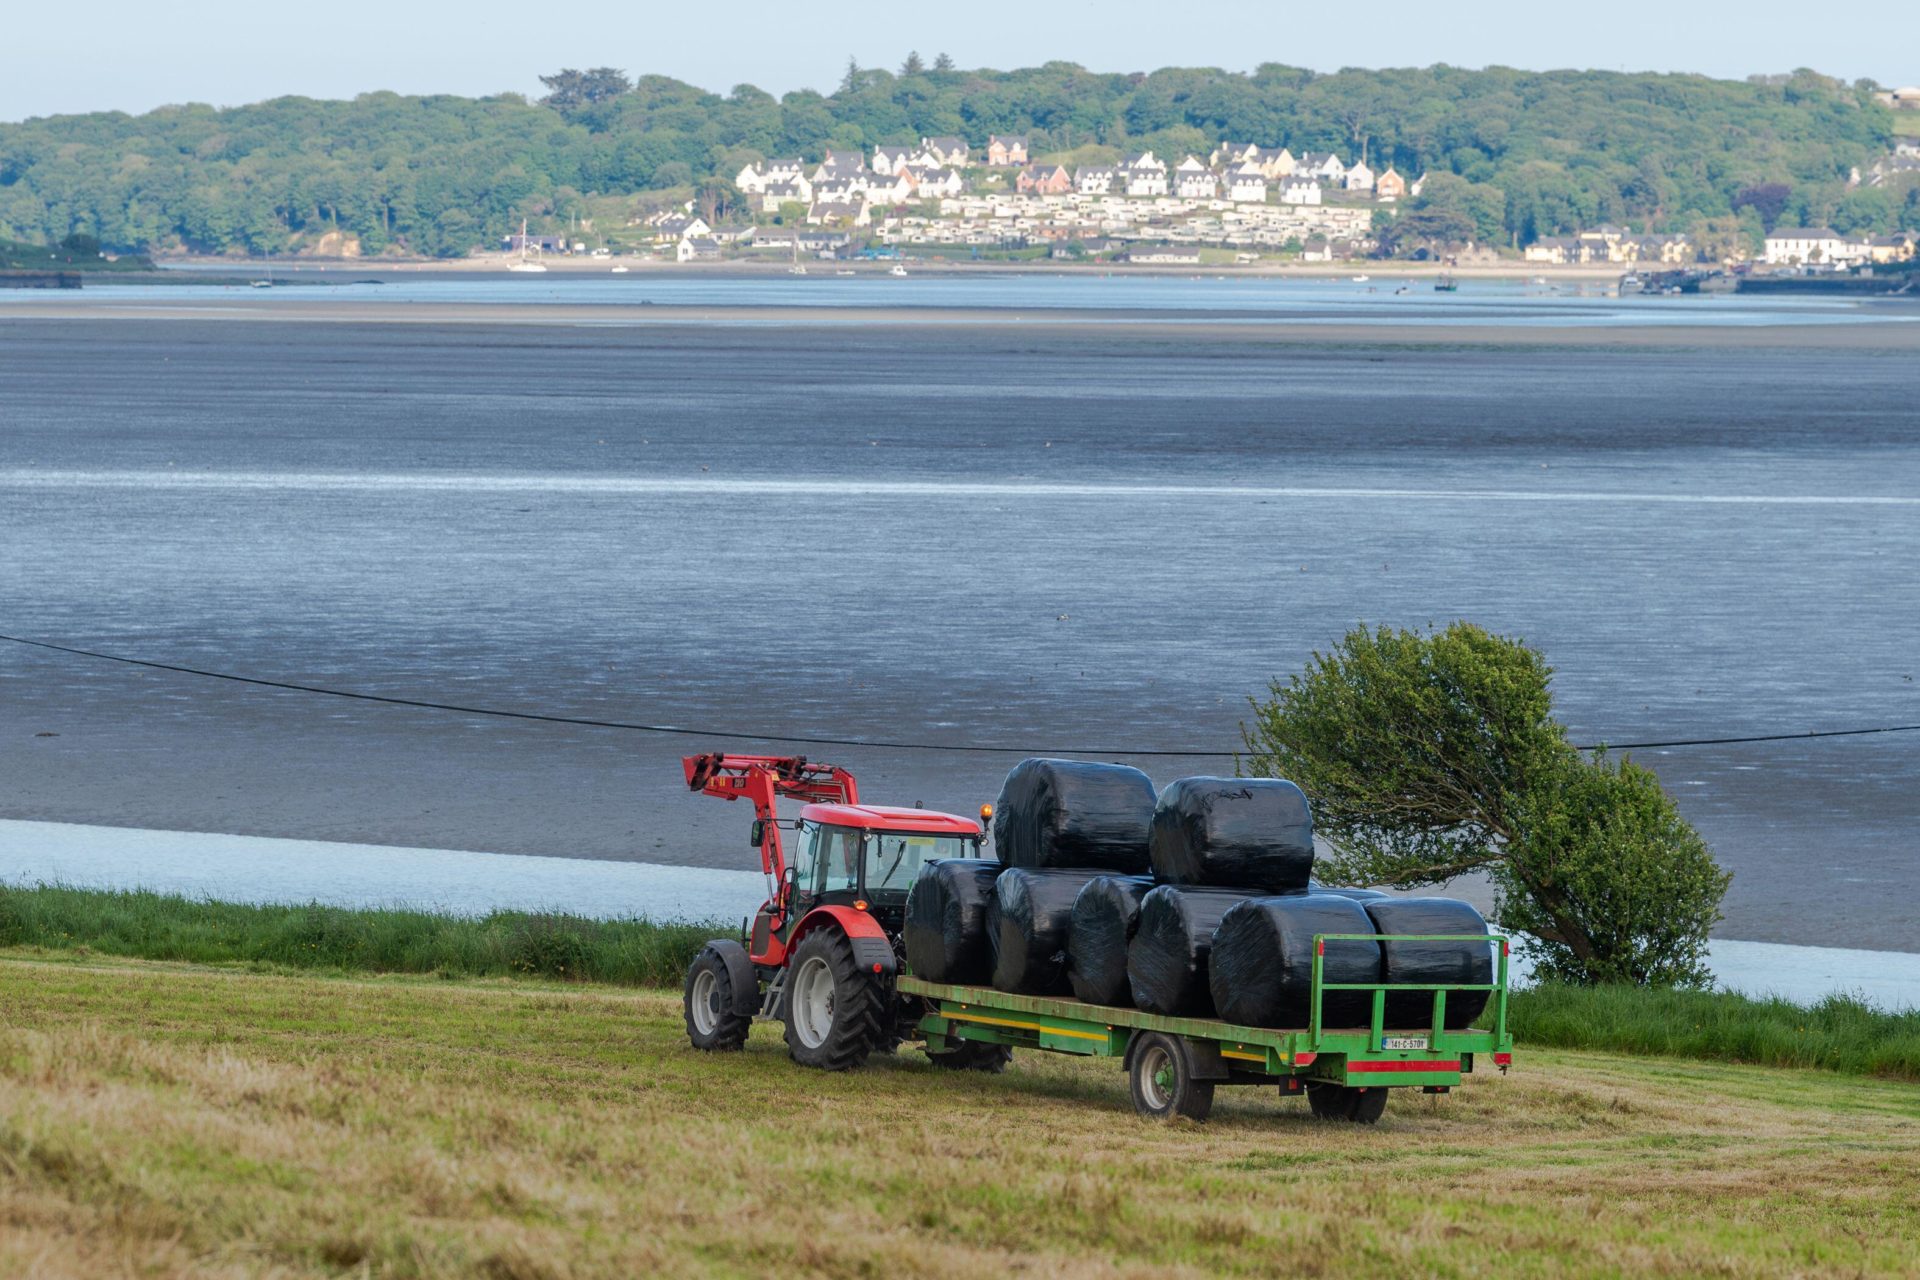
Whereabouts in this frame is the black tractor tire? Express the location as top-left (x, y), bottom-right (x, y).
top-left (782, 929), bottom-right (887, 1071)
top-left (926, 1039), bottom-right (1014, 1073)
top-left (1127, 1032), bottom-right (1214, 1121)
top-left (1307, 1082), bottom-right (1389, 1124)
top-left (683, 945), bottom-right (753, 1052)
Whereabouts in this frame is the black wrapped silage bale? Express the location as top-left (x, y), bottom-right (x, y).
top-left (1126, 885), bottom-right (1259, 1017)
top-left (1309, 885), bottom-right (1390, 902)
top-left (1210, 894), bottom-right (1382, 1029)
top-left (1362, 897), bottom-right (1494, 1029)
top-left (987, 866), bottom-right (1109, 995)
top-left (1065, 874), bottom-right (1155, 1007)
top-left (903, 858), bottom-right (1004, 984)
top-left (1148, 776), bottom-right (1315, 892)
top-left (992, 758), bottom-right (1157, 874)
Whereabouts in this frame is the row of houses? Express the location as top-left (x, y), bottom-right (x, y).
top-left (874, 192), bottom-right (1375, 254)
top-left (1523, 227), bottom-right (1693, 266)
top-left (1017, 151), bottom-right (1416, 203)
top-left (1761, 227), bottom-right (1917, 267)
top-left (736, 139), bottom-right (1416, 223)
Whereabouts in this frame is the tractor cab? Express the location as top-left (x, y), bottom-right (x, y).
top-left (766, 804), bottom-right (985, 943)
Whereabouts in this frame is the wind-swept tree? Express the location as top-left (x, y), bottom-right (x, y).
top-left (1242, 622), bottom-right (1729, 987)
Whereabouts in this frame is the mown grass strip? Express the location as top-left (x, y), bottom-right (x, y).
top-left (0, 882), bottom-right (720, 986)
top-left (5, 883), bottom-right (1919, 1081)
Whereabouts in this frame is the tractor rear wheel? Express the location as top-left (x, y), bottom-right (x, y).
top-left (782, 930), bottom-right (885, 1071)
top-left (683, 945), bottom-right (752, 1052)
top-left (926, 1038), bottom-right (1013, 1073)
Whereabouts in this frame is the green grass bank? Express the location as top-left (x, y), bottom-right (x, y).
top-left (3, 883), bottom-right (1915, 1080)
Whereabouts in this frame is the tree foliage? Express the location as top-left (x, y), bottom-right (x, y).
top-left (539, 68), bottom-right (634, 115)
top-left (1241, 622), bottom-right (1729, 987)
top-left (0, 62), bottom-right (1904, 257)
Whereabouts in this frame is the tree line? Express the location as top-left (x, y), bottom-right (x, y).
top-left (0, 61), bottom-right (1911, 258)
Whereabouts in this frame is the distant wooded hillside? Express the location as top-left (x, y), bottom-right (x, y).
top-left (0, 62), bottom-right (1910, 257)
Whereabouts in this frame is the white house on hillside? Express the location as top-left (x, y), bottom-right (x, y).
top-left (1763, 227), bottom-right (1857, 266)
top-left (1174, 156), bottom-right (1218, 198)
top-left (1300, 152), bottom-right (1346, 181)
top-left (872, 145), bottom-right (913, 175)
top-left (1344, 160), bottom-right (1375, 192)
top-left (1279, 175), bottom-right (1323, 206)
top-left (1076, 166), bottom-right (1116, 194)
top-left (1227, 166), bottom-right (1267, 203)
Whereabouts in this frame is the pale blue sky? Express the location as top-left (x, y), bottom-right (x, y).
top-left (3, 0), bottom-right (1913, 123)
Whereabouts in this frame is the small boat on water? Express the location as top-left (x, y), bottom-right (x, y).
top-left (506, 218), bottom-right (548, 272)
top-left (889, 264), bottom-right (909, 277)
top-left (1434, 272), bottom-right (1458, 292)
top-left (1351, 274), bottom-right (1370, 282)
top-left (610, 265), bottom-right (629, 274)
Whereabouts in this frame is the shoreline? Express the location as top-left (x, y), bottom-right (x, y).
top-left (147, 254), bottom-right (1632, 282)
top-left (6, 293), bottom-right (1918, 348)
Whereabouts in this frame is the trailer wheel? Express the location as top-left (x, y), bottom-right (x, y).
top-left (1307, 1082), bottom-right (1389, 1124)
top-left (683, 945), bottom-right (752, 1052)
top-left (926, 1039), bottom-right (1013, 1073)
top-left (782, 929), bottom-right (885, 1071)
top-left (1128, 1032), bottom-right (1214, 1121)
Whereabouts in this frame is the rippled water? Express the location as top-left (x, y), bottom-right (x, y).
top-left (2, 294), bottom-right (1917, 951)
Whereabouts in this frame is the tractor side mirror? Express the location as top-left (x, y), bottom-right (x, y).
top-left (749, 819), bottom-right (766, 848)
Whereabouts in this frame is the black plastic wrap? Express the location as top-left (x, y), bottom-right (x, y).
top-left (1210, 895), bottom-right (1383, 1028)
top-left (1362, 897), bottom-right (1494, 1028)
top-left (1126, 885), bottom-right (1259, 1016)
top-left (992, 758), bottom-right (1157, 873)
top-left (1309, 885), bottom-right (1390, 902)
top-left (1064, 875), bottom-right (1156, 1007)
top-left (987, 867), bottom-right (1109, 995)
top-left (1148, 776), bottom-right (1315, 892)
top-left (903, 858), bottom-right (1004, 984)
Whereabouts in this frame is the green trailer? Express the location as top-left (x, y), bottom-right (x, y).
top-left (901, 932), bottom-right (1514, 1122)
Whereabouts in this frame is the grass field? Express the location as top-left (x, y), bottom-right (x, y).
top-left (6, 885), bottom-right (1918, 1082)
top-left (2, 951), bottom-right (1917, 1278)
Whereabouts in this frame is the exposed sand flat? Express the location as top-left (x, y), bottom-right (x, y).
top-left (6, 294), bottom-right (1920, 348)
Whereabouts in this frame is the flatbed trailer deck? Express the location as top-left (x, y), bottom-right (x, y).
top-left (902, 931), bottom-right (1514, 1121)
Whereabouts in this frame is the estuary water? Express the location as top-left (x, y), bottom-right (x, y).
top-left (1, 279), bottom-right (1917, 952)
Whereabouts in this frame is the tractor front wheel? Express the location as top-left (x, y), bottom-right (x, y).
top-left (782, 930), bottom-right (885, 1071)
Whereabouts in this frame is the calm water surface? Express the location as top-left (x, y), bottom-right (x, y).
top-left (1, 284), bottom-right (1916, 950)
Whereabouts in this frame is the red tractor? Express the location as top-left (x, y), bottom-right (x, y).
top-left (679, 753), bottom-right (1009, 1071)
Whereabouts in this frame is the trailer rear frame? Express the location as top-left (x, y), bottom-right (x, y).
top-left (902, 931), bottom-right (1514, 1120)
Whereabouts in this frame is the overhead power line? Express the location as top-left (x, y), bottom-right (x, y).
top-left (4, 631), bottom-right (1917, 756)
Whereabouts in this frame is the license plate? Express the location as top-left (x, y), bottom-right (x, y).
top-left (1382, 1036), bottom-right (1429, 1051)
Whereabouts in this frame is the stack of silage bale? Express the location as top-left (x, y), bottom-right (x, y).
top-left (906, 760), bottom-right (1496, 1032)
top-left (984, 759), bottom-right (1158, 996)
top-left (1120, 777), bottom-right (1318, 1017)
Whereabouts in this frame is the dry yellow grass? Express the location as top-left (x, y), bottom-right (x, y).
top-left (1, 951), bottom-right (1917, 1279)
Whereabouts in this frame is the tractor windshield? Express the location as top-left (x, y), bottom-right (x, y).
top-left (865, 832), bottom-right (973, 896)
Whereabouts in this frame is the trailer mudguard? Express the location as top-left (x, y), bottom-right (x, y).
top-left (703, 938), bottom-right (761, 1018)
top-left (792, 905), bottom-right (897, 980)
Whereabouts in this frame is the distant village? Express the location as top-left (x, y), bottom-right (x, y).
top-left (505, 116), bottom-right (1920, 272)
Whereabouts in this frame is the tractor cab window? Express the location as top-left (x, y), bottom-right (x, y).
top-left (866, 833), bottom-right (973, 896)
top-left (817, 826), bottom-right (864, 894)
top-left (786, 821), bottom-right (817, 892)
